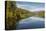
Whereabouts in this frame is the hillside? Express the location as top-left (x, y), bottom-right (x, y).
top-left (37, 11), bottom-right (45, 18)
top-left (15, 8), bottom-right (35, 19)
top-left (6, 6), bottom-right (35, 30)
top-left (33, 10), bottom-right (45, 18)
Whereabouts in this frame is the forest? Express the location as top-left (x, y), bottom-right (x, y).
top-left (5, 1), bottom-right (45, 30)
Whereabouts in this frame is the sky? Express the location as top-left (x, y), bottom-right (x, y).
top-left (16, 1), bottom-right (45, 12)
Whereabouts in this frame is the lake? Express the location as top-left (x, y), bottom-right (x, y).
top-left (16, 16), bottom-right (45, 30)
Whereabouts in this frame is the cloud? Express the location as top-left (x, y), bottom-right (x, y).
top-left (16, 4), bottom-right (45, 12)
top-left (16, 0), bottom-right (45, 3)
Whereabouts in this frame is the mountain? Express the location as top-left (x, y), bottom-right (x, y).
top-left (6, 6), bottom-right (35, 30)
top-left (37, 10), bottom-right (45, 18)
top-left (33, 10), bottom-right (45, 18)
top-left (15, 8), bottom-right (35, 19)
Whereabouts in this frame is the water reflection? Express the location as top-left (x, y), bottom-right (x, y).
top-left (16, 16), bottom-right (45, 30)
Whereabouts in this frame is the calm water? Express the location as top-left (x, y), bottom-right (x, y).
top-left (16, 16), bottom-right (45, 30)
